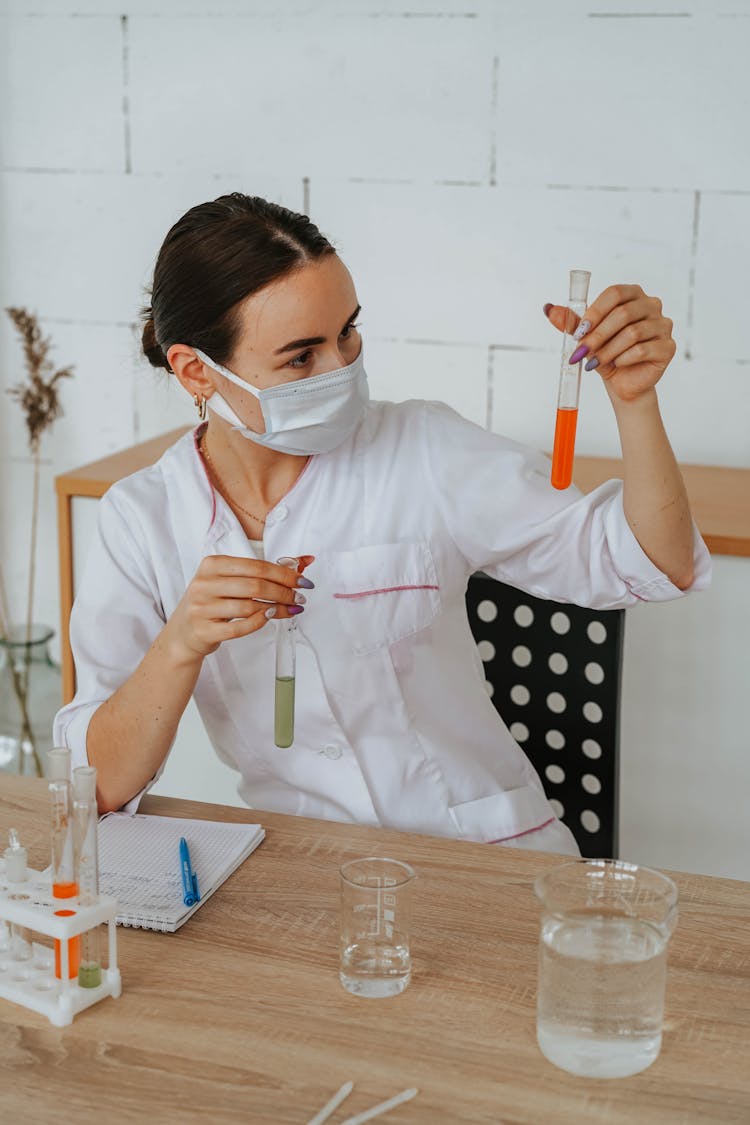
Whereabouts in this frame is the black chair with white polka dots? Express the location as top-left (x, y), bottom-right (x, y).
top-left (465, 573), bottom-right (626, 858)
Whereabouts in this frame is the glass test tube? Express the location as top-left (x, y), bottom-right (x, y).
top-left (48, 748), bottom-right (80, 980)
top-left (274, 556), bottom-right (299, 749)
top-left (551, 269), bottom-right (591, 491)
top-left (73, 766), bottom-right (102, 988)
top-left (5, 829), bottom-right (32, 961)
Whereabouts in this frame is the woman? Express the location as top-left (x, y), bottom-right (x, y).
top-left (54, 193), bottom-right (710, 855)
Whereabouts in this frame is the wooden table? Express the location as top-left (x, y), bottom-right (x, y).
top-left (1, 776), bottom-right (748, 1124)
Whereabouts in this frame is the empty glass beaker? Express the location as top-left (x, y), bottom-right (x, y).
top-left (339, 857), bottom-right (415, 999)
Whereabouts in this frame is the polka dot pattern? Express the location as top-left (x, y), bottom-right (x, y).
top-left (465, 574), bottom-right (625, 858)
top-left (510, 684), bottom-right (531, 706)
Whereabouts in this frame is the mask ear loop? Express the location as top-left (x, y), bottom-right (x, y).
top-left (193, 347), bottom-right (263, 400)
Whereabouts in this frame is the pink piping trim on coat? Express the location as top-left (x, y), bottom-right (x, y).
top-left (333, 584), bottom-right (440, 600)
top-left (487, 816), bottom-right (556, 845)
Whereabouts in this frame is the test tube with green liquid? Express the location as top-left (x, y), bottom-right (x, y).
top-left (72, 766), bottom-right (102, 989)
top-left (274, 621), bottom-right (296, 748)
top-left (275, 557), bottom-right (298, 748)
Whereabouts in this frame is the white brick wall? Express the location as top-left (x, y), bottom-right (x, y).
top-left (0, 1), bottom-right (748, 875)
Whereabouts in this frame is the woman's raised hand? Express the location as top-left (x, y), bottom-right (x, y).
top-left (164, 555), bottom-right (314, 662)
top-left (544, 284), bottom-right (677, 404)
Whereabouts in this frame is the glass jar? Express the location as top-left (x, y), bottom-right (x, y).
top-left (535, 859), bottom-right (679, 1079)
top-left (0, 624), bottom-right (62, 777)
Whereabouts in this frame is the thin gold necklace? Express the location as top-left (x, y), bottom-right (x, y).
top-left (199, 435), bottom-right (269, 526)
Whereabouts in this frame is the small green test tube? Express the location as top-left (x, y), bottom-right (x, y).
top-left (275, 557), bottom-right (298, 748)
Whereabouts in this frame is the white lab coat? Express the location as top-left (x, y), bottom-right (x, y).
top-left (54, 400), bottom-right (711, 853)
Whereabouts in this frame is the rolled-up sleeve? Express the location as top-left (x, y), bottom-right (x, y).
top-left (52, 489), bottom-right (172, 813)
top-left (423, 400), bottom-right (711, 608)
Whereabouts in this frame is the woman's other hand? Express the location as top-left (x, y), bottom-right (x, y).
top-left (164, 555), bottom-right (313, 663)
top-left (544, 284), bottom-right (676, 404)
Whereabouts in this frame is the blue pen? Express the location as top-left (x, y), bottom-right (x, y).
top-left (179, 836), bottom-right (200, 907)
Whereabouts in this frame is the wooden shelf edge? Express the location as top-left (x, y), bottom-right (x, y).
top-left (701, 534), bottom-right (750, 559)
top-left (54, 426), bottom-right (192, 497)
top-left (54, 434), bottom-right (750, 558)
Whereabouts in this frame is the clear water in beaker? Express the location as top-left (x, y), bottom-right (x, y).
top-left (535, 859), bottom-right (678, 1078)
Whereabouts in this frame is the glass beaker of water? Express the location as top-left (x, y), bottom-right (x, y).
top-left (339, 857), bottom-right (416, 999)
top-left (534, 859), bottom-right (678, 1079)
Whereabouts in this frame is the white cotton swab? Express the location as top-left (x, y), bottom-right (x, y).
top-left (339, 1087), bottom-right (419, 1125)
top-left (305, 1080), bottom-right (355, 1125)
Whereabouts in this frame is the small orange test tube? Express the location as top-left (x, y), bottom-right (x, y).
top-left (551, 270), bottom-right (591, 491)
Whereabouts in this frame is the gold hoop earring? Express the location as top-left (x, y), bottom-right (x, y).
top-left (194, 394), bottom-right (207, 421)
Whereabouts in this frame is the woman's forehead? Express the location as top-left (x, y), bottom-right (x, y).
top-left (237, 256), bottom-right (358, 353)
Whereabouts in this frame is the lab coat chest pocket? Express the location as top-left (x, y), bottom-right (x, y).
top-left (327, 541), bottom-right (441, 655)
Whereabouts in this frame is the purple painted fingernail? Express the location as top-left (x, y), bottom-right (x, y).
top-left (569, 344), bottom-right (590, 365)
top-left (585, 356), bottom-right (600, 372)
top-left (543, 303), bottom-right (553, 317)
top-left (288, 605), bottom-right (305, 615)
top-left (297, 576), bottom-right (315, 589)
top-left (573, 319), bottom-right (591, 341)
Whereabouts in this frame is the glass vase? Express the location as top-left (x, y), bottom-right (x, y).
top-left (0, 624), bottom-right (62, 777)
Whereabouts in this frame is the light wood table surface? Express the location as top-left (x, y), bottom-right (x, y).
top-left (1, 776), bottom-right (749, 1124)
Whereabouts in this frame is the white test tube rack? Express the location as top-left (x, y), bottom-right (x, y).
top-left (0, 858), bottom-right (121, 1027)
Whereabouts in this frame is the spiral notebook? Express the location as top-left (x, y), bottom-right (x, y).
top-left (97, 812), bottom-right (265, 932)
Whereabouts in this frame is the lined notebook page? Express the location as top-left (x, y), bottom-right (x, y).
top-left (98, 813), bottom-right (265, 932)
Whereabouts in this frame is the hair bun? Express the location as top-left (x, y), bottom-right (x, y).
top-left (141, 316), bottom-right (169, 370)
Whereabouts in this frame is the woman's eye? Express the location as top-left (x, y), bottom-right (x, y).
top-left (287, 325), bottom-right (360, 369)
top-left (288, 349), bottom-right (312, 370)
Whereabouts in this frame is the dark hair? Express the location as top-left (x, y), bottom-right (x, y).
top-left (141, 193), bottom-right (336, 371)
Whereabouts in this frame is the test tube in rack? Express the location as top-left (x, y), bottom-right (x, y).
top-left (0, 859), bottom-right (121, 1027)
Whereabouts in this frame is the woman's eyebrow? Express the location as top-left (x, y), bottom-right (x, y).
top-left (273, 305), bottom-right (361, 355)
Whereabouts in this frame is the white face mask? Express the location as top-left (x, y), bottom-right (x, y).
top-left (193, 345), bottom-right (369, 457)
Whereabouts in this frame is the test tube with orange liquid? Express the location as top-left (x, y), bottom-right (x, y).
top-left (551, 269), bottom-right (591, 490)
top-left (48, 749), bottom-right (80, 979)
